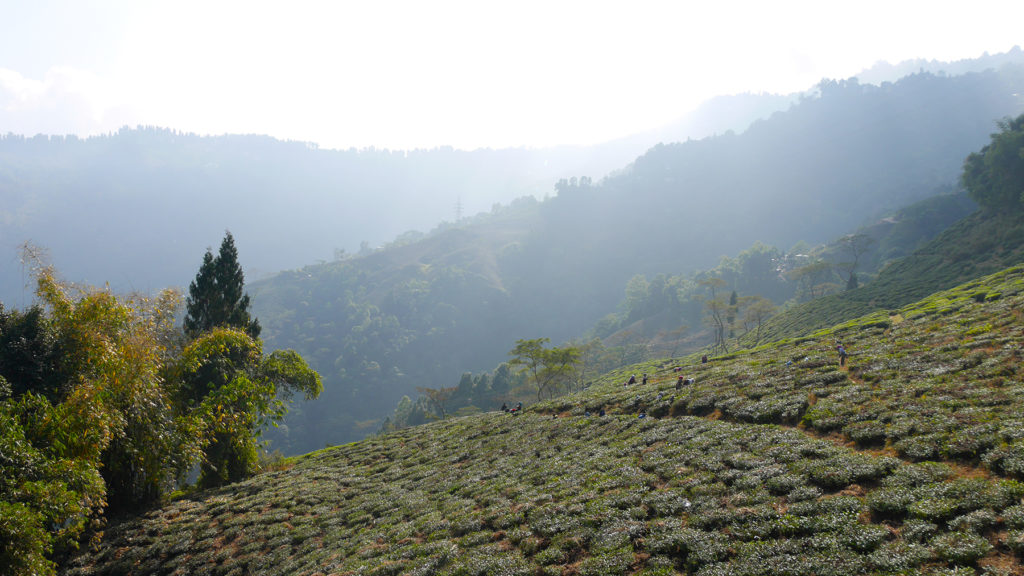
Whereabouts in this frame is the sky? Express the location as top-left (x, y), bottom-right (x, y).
top-left (0, 0), bottom-right (1021, 151)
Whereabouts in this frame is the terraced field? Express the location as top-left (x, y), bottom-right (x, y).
top-left (64, 265), bottom-right (1024, 575)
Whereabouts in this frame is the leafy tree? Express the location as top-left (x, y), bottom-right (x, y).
top-left (178, 233), bottom-right (319, 486)
top-left (184, 232), bottom-right (261, 339)
top-left (740, 295), bottom-right (777, 345)
top-left (508, 338), bottom-right (581, 401)
top-left (699, 277), bottom-right (729, 353)
top-left (490, 362), bottom-right (514, 403)
top-left (455, 372), bottom-right (475, 401)
top-left (727, 290), bottom-right (739, 337)
top-left (415, 384), bottom-right (457, 420)
top-left (0, 304), bottom-right (70, 403)
top-left (735, 242), bottom-right (787, 301)
top-left (472, 373), bottom-right (491, 405)
top-left (0, 262), bottom-right (191, 575)
top-left (790, 259), bottom-right (836, 301)
top-left (0, 382), bottom-right (105, 576)
top-left (623, 274), bottom-right (650, 321)
top-left (962, 114), bottom-right (1024, 212)
top-left (171, 328), bottom-right (321, 487)
top-left (32, 268), bottom-right (191, 513)
top-left (835, 233), bottom-right (875, 290)
top-left (569, 338), bottom-right (605, 392)
top-left (0, 251), bottom-right (319, 573)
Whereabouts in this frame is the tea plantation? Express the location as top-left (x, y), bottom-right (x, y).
top-left (63, 265), bottom-right (1024, 575)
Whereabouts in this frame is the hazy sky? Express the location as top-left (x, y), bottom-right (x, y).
top-left (1, 0), bottom-right (1021, 150)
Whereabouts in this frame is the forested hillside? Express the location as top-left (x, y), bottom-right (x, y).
top-left (744, 113), bottom-right (1024, 347)
top-left (2, 50), bottom-right (1021, 309)
top-left (0, 131), bottom-right (587, 304)
top-left (0, 90), bottom-right (795, 307)
top-left (590, 191), bottom-right (978, 345)
top-left (65, 263), bottom-right (1024, 575)
top-left (253, 64), bottom-right (1024, 453)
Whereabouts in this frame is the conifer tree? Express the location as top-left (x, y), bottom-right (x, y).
top-left (184, 232), bottom-right (261, 339)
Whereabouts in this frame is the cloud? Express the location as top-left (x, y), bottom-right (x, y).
top-left (0, 67), bottom-right (139, 136)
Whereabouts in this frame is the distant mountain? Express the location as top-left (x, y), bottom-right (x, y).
top-left (855, 45), bottom-right (1024, 86)
top-left (3, 49), bottom-right (1022, 309)
top-left (0, 111), bottom-right (792, 306)
top-left (0, 132), bottom-right (612, 304)
top-left (253, 63), bottom-right (1024, 453)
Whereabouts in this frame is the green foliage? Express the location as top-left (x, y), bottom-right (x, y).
top-left (508, 338), bottom-right (582, 401)
top-left (0, 393), bottom-right (105, 576)
top-left (0, 304), bottom-right (70, 402)
top-left (0, 254), bottom-right (319, 573)
top-left (173, 328), bottom-right (321, 488)
top-left (248, 64), bottom-right (1024, 455)
top-left (184, 232), bottom-right (261, 339)
top-left (178, 234), bottom-right (319, 487)
top-left (962, 113), bottom-right (1024, 212)
top-left (0, 267), bottom-right (187, 575)
top-left (58, 262), bottom-right (1024, 574)
top-left (748, 206), bottom-right (1024, 345)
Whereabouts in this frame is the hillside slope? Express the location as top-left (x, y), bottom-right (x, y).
top-left (66, 264), bottom-right (1024, 575)
top-left (748, 209), bottom-right (1024, 346)
top-left (253, 64), bottom-right (1024, 452)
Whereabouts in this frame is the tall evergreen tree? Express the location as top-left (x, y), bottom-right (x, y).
top-left (184, 232), bottom-right (261, 339)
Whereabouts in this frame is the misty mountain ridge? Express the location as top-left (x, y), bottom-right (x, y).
top-left (251, 61), bottom-right (1024, 453)
top-left (3, 48), bottom-right (1022, 308)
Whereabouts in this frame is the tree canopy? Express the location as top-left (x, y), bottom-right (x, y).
top-left (184, 232), bottom-right (261, 339)
top-left (962, 113), bottom-right (1024, 212)
top-left (0, 248), bottom-right (319, 575)
top-left (508, 338), bottom-right (581, 401)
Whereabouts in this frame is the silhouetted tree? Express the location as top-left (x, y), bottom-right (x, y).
top-left (699, 277), bottom-right (729, 352)
top-left (740, 295), bottom-right (777, 345)
top-left (836, 233), bottom-right (875, 290)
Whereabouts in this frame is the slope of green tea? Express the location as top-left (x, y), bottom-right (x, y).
top-left (64, 265), bottom-right (1024, 575)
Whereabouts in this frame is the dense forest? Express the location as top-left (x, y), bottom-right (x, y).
top-left (253, 64), bottom-right (1024, 453)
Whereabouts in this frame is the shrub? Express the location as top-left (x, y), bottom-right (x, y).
top-left (1006, 529), bottom-right (1024, 554)
top-left (901, 519), bottom-right (939, 543)
top-left (931, 532), bottom-right (993, 565)
top-left (948, 508), bottom-right (997, 533)
top-left (867, 541), bottom-right (932, 572)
